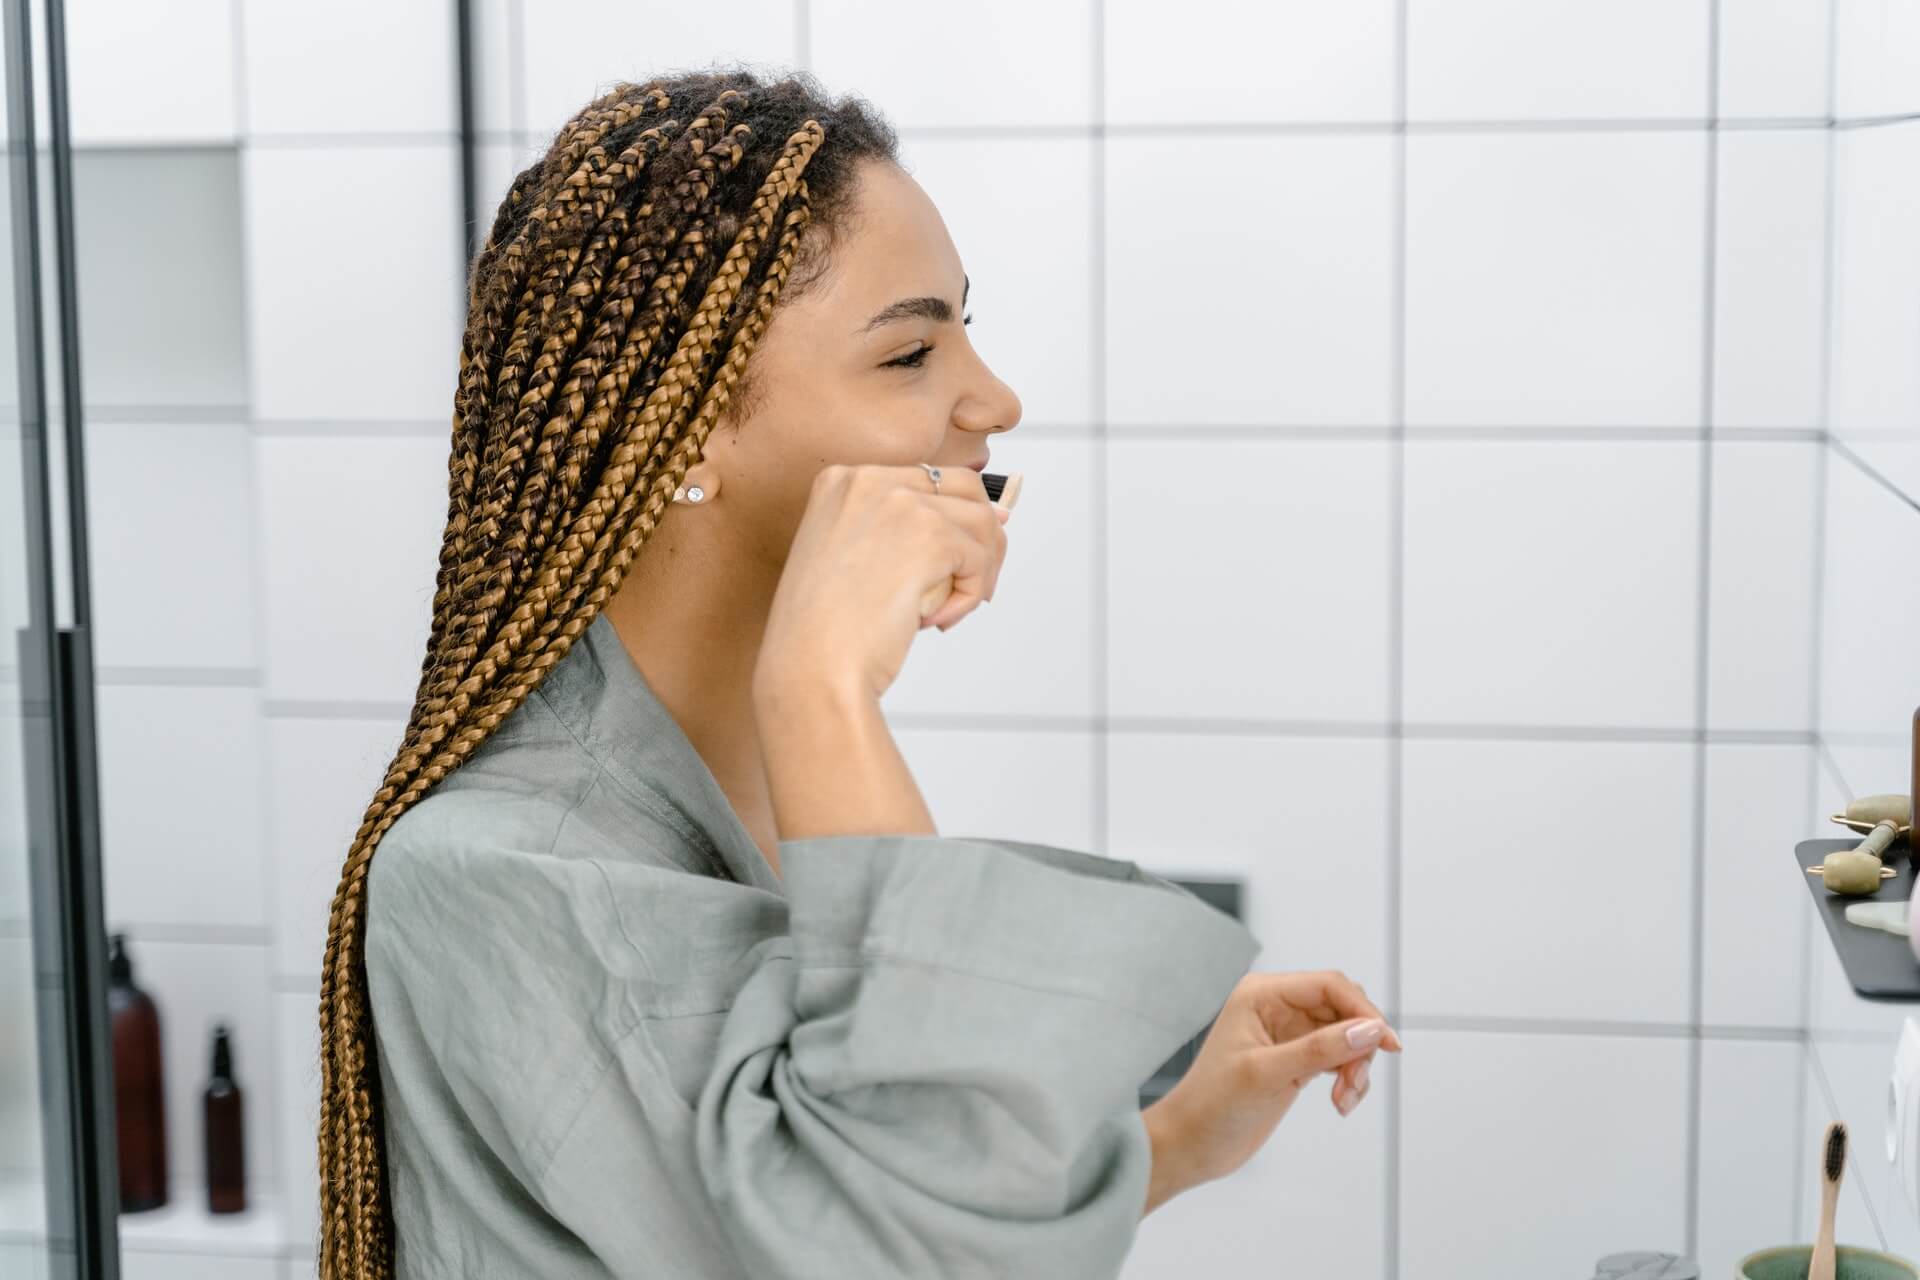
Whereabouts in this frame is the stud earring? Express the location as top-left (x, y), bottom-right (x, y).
top-left (673, 483), bottom-right (706, 504)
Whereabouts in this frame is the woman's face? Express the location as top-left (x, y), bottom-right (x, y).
top-left (699, 157), bottom-right (1022, 564)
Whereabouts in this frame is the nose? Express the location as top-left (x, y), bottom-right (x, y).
top-left (953, 353), bottom-right (1022, 441)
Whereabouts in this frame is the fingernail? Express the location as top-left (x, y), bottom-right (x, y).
top-left (1353, 1060), bottom-right (1371, 1094)
top-left (993, 505), bottom-right (1011, 524)
top-left (1336, 1090), bottom-right (1356, 1117)
top-left (1347, 1020), bottom-right (1387, 1051)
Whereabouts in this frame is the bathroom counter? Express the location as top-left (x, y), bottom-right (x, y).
top-left (1800, 837), bottom-right (1920, 1001)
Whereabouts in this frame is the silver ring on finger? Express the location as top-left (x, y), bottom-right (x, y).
top-left (918, 461), bottom-right (942, 495)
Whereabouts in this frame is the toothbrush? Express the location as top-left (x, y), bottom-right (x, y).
top-left (918, 470), bottom-right (1022, 620)
top-left (1811, 1121), bottom-right (1847, 1280)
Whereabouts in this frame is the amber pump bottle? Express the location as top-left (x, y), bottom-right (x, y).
top-left (107, 932), bottom-right (168, 1212)
top-left (204, 1024), bottom-right (246, 1213)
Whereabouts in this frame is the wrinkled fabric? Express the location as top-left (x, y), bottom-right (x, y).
top-left (364, 611), bottom-right (1258, 1279)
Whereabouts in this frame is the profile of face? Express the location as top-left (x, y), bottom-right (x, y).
top-left (691, 157), bottom-right (1023, 566)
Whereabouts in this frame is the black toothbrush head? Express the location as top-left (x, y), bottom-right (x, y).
top-left (981, 471), bottom-right (1006, 503)
top-left (1826, 1122), bottom-right (1849, 1182)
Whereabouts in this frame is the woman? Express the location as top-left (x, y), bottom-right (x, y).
top-left (318, 68), bottom-right (1399, 1279)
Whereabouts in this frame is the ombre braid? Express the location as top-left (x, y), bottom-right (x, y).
top-left (314, 69), bottom-right (898, 1280)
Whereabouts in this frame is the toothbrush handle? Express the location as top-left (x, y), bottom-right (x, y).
top-left (1811, 1179), bottom-right (1839, 1280)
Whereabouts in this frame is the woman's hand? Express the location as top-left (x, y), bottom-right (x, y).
top-left (1141, 970), bottom-right (1401, 1215)
top-left (757, 462), bottom-right (1010, 702)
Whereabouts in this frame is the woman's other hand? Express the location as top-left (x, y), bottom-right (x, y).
top-left (757, 462), bottom-right (1009, 702)
top-left (1140, 969), bottom-right (1401, 1215)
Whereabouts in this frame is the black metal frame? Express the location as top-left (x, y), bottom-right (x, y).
top-left (6, 0), bottom-right (119, 1272)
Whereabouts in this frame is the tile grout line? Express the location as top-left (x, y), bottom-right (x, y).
top-left (1682, 0), bottom-right (1722, 1256)
top-left (1385, 0), bottom-right (1409, 1272)
top-left (1091, 0), bottom-right (1108, 855)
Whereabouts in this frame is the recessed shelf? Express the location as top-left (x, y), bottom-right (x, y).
top-left (1798, 836), bottom-right (1920, 1002)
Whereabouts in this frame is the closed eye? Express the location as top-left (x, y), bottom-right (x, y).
top-left (882, 314), bottom-right (973, 370)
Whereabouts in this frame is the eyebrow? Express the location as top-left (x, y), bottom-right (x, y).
top-left (857, 274), bottom-right (970, 335)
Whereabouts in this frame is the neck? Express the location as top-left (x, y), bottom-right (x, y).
top-left (599, 507), bottom-right (786, 867)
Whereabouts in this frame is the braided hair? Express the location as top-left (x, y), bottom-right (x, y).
top-left (314, 68), bottom-right (899, 1279)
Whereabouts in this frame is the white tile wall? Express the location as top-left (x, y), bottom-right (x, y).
top-left (240, 4), bottom-right (456, 138)
top-left (97, 686), bottom-right (267, 933)
top-left (1403, 440), bottom-right (1701, 729)
top-left (1697, 1039), bottom-right (1804, 1271)
top-left (1714, 133), bottom-right (1829, 429)
top-left (1819, 450), bottom-right (1920, 758)
top-left (1104, 0), bottom-right (1397, 125)
top-left (1832, 0), bottom-right (1920, 120)
top-left (266, 716), bottom-right (409, 985)
top-left (84, 423), bottom-right (257, 671)
top-left (1829, 121), bottom-right (1920, 504)
top-left (521, 0), bottom-right (799, 139)
top-left (1106, 135), bottom-right (1395, 427)
top-left (255, 437), bottom-right (446, 707)
top-left (241, 146), bottom-right (464, 423)
top-left (1107, 439), bottom-right (1392, 723)
top-left (1717, 0), bottom-right (1835, 119)
top-left (1401, 738), bottom-right (1696, 1023)
top-left (1706, 442), bottom-right (1821, 730)
top-left (1407, 0), bottom-right (1710, 120)
top-left (1701, 745), bottom-right (1817, 1028)
top-left (66, 0), bottom-right (237, 146)
top-left (1399, 1031), bottom-right (1690, 1274)
top-left (890, 726), bottom-right (1096, 852)
top-left (1107, 733), bottom-right (1391, 990)
top-left (1405, 132), bottom-right (1707, 429)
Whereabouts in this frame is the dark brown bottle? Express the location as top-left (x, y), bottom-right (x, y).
top-left (204, 1024), bottom-right (246, 1214)
top-left (107, 932), bottom-right (167, 1212)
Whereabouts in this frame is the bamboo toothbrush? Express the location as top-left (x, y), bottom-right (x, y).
top-left (1811, 1121), bottom-right (1847, 1280)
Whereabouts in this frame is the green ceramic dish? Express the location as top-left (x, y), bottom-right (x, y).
top-left (1739, 1244), bottom-right (1919, 1279)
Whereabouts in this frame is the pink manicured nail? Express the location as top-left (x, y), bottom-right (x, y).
top-left (1336, 1089), bottom-right (1356, 1117)
top-left (994, 505), bottom-right (1012, 524)
top-left (1347, 1020), bottom-right (1387, 1051)
top-left (1353, 1060), bottom-right (1371, 1094)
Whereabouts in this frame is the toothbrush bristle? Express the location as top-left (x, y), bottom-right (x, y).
top-left (1825, 1123), bottom-right (1848, 1181)
top-left (981, 471), bottom-right (1005, 502)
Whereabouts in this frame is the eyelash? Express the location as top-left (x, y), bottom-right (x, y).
top-left (884, 313), bottom-right (972, 369)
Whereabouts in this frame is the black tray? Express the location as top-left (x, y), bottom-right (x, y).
top-left (1798, 836), bottom-right (1920, 1001)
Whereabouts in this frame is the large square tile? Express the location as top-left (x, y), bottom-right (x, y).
top-left (1818, 450), bottom-right (1920, 754)
top-left (1701, 745), bottom-right (1817, 1028)
top-left (1107, 440), bottom-right (1392, 723)
top-left (1405, 133), bottom-right (1708, 429)
top-left (1402, 739), bottom-right (1695, 1022)
top-left (1706, 441), bottom-right (1820, 730)
top-left (1717, 0), bottom-right (1834, 118)
top-left (1107, 135), bottom-right (1395, 427)
top-left (1123, 1054), bottom-right (1389, 1279)
top-left (1106, 733), bottom-right (1390, 991)
top-left (898, 136), bottom-right (1093, 426)
top-left (1400, 1030), bottom-right (1690, 1274)
top-left (1403, 440), bottom-right (1701, 729)
top-left (810, 1), bottom-right (1091, 130)
top-left (68, 0), bottom-right (236, 145)
top-left (110, 935), bottom-right (276, 1198)
top-left (241, 2), bottom-right (455, 137)
top-left (1408, 0), bottom-right (1710, 120)
top-left (1808, 1034), bottom-right (1907, 1248)
top-left (97, 686), bottom-right (267, 933)
top-left (1697, 1039), bottom-right (1804, 1276)
top-left (882, 438), bottom-right (1095, 719)
top-left (85, 422), bottom-right (256, 671)
top-left (75, 151), bottom-right (248, 410)
top-left (256, 436), bottom-right (445, 706)
top-left (886, 726), bottom-right (1094, 852)
top-left (267, 716), bottom-right (410, 984)
top-left (274, 989), bottom-right (320, 1250)
top-left (242, 145), bottom-right (463, 422)
top-left (1105, 0), bottom-right (1396, 124)
top-left (1829, 122), bottom-right (1920, 506)
top-left (121, 1255), bottom-right (279, 1280)
top-left (521, 1), bottom-right (799, 139)
top-left (1834, 0), bottom-right (1920, 120)
top-left (1713, 133), bottom-right (1829, 429)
